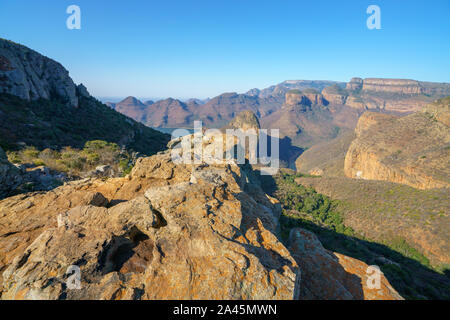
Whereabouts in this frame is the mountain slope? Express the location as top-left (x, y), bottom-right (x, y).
top-left (0, 38), bottom-right (169, 155)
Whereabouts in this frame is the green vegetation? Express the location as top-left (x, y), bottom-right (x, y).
top-left (0, 93), bottom-right (169, 155)
top-left (386, 238), bottom-right (430, 268)
top-left (287, 89), bottom-right (302, 94)
top-left (8, 140), bottom-right (134, 177)
top-left (259, 170), bottom-right (450, 300)
top-left (272, 172), bottom-right (355, 240)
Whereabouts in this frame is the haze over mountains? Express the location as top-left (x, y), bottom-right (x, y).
top-left (109, 78), bottom-right (450, 126)
top-left (108, 77), bottom-right (450, 158)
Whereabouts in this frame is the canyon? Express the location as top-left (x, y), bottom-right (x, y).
top-left (0, 37), bottom-right (448, 300)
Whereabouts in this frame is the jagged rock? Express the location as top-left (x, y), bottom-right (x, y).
top-left (0, 38), bottom-right (78, 107)
top-left (0, 151), bottom-right (302, 299)
top-left (0, 135), bottom-right (402, 300)
top-left (288, 228), bottom-right (402, 300)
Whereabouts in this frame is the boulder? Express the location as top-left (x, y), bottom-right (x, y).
top-left (288, 228), bottom-right (402, 300)
top-left (0, 39), bottom-right (78, 107)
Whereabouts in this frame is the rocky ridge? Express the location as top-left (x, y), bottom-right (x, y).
top-left (0, 135), bottom-right (401, 300)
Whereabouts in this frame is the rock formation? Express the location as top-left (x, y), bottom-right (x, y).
top-left (288, 228), bottom-right (402, 300)
top-left (284, 90), bottom-right (326, 107)
top-left (361, 78), bottom-right (423, 94)
top-left (0, 134), bottom-right (402, 300)
top-left (0, 39), bottom-right (79, 107)
top-left (0, 40), bottom-right (169, 154)
top-left (322, 84), bottom-right (348, 105)
top-left (223, 110), bottom-right (261, 133)
top-left (346, 77), bottom-right (363, 91)
top-left (261, 91), bottom-right (360, 148)
top-left (344, 98), bottom-right (450, 189)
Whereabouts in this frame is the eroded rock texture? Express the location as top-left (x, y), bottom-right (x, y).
top-left (0, 39), bottom-right (79, 107)
top-left (0, 139), bottom-right (402, 300)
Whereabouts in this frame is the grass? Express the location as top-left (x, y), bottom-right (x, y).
top-left (258, 170), bottom-right (450, 300)
top-left (7, 140), bottom-right (134, 178)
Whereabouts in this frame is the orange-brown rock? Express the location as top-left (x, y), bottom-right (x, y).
top-left (288, 228), bottom-right (402, 300)
top-left (344, 98), bottom-right (450, 189)
top-left (0, 147), bottom-right (303, 299)
top-left (0, 134), bottom-right (403, 300)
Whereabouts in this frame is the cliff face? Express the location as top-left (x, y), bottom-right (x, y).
top-left (361, 78), bottom-right (423, 94)
top-left (344, 98), bottom-right (450, 189)
top-left (0, 40), bottom-right (169, 154)
top-left (284, 90), bottom-right (326, 107)
top-left (223, 110), bottom-right (260, 132)
top-left (0, 39), bottom-right (79, 107)
top-left (325, 78), bottom-right (450, 113)
top-left (0, 134), bottom-right (401, 300)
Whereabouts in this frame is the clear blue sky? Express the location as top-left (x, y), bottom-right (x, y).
top-left (0, 0), bottom-right (449, 99)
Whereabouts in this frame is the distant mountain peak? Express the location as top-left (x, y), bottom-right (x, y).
top-left (119, 96), bottom-right (145, 106)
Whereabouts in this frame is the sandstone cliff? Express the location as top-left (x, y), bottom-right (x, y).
top-left (0, 135), bottom-right (401, 300)
top-left (0, 39), bottom-right (79, 107)
top-left (344, 98), bottom-right (450, 189)
top-left (261, 91), bottom-right (360, 148)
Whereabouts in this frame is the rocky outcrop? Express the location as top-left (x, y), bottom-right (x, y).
top-left (344, 98), bottom-right (450, 189)
top-left (0, 38), bottom-right (78, 107)
top-left (0, 134), bottom-right (402, 300)
top-left (362, 78), bottom-right (422, 94)
top-left (346, 77), bottom-right (363, 91)
top-left (247, 80), bottom-right (344, 99)
top-left (0, 146), bottom-right (302, 299)
top-left (288, 228), bottom-right (402, 300)
top-left (346, 78), bottom-right (424, 95)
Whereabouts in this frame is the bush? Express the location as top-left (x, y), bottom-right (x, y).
top-left (8, 140), bottom-right (134, 177)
